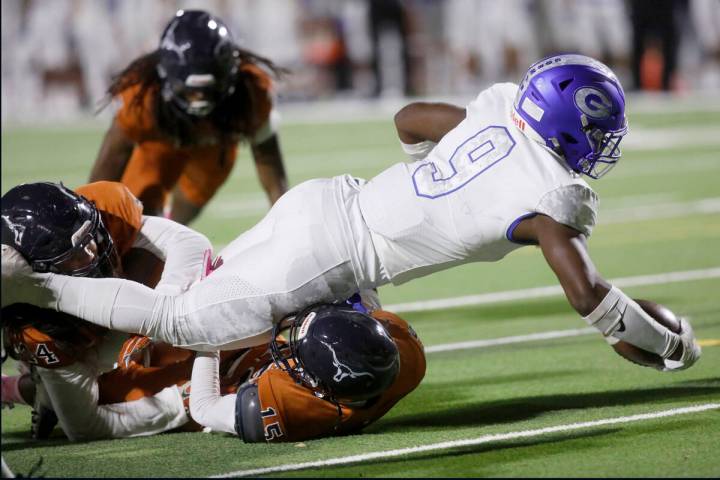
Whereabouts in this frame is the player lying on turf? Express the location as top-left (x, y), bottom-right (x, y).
top-left (0, 182), bottom-right (423, 443)
top-left (1, 324), bottom-right (198, 440)
top-left (189, 299), bottom-right (425, 443)
top-left (0, 181), bottom-right (210, 440)
top-left (2, 54), bottom-right (701, 373)
top-left (3, 297), bottom-right (424, 444)
top-left (90, 10), bottom-right (288, 224)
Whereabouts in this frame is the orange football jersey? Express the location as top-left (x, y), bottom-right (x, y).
top-left (253, 310), bottom-right (426, 442)
top-left (75, 181), bottom-right (144, 257)
top-left (115, 64), bottom-right (274, 208)
top-left (2, 304), bottom-right (106, 369)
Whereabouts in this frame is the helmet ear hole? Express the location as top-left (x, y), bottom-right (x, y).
top-left (558, 78), bottom-right (573, 91)
top-left (561, 132), bottom-right (579, 144)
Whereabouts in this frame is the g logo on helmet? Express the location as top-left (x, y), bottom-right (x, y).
top-left (573, 87), bottom-right (613, 120)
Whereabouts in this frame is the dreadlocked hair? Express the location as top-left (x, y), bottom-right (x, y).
top-left (100, 47), bottom-right (288, 147)
top-left (2, 304), bottom-right (108, 364)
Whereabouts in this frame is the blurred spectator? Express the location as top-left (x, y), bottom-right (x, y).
top-left (24, 0), bottom-right (87, 118)
top-left (536, 0), bottom-right (631, 87)
top-left (299, 0), bottom-right (354, 96)
top-left (114, 0), bottom-right (174, 61)
top-left (2, 0), bottom-right (719, 125)
top-left (537, 0), bottom-right (630, 64)
top-left (1, 0), bottom-right (25, 122)
top-left (368, 0), bottom-right (414, 97)
top-left (689, 0), bottom-right (720, 89)
top-left (444, 0), bottom-right (537, 94)
top-left (74, 0), bottom-right (120, 109)
top-left (629, 0), bottom-right (684, 91)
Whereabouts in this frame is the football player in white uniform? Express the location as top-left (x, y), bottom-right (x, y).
top-left (2, 54), bottom-right (700, 372)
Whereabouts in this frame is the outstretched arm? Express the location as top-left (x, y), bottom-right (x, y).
top-left (516, 215), bottom-right (610, 315)
top-left (2, 245), bottom-right (273, 352)
top-left (89, 118), bottom-right (135, 182)
top-left (514, 214), bottom-right (700, 370)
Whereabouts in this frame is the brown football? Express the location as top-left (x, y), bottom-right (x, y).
top-left (610, 299), bottom-right (681, 368)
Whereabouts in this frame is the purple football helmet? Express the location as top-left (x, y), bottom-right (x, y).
top-left (513, 54), bottom-right (628, 178)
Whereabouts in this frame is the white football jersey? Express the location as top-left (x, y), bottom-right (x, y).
top-left (359, 83), bottom-right (598, 285)
top-left (28, 84), bottom-right (598, 352)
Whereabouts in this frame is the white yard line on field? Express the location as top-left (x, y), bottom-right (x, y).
top-left (212, 403), bottom-right (720, 478)
top-left (602, 197), bottom-right (720, 224)
top-left (384, 267), bottom-right (720, 313)
top-left (622, 125), bottom-right (720, 150)
top-left (424, 328), bottom-right (597, 354)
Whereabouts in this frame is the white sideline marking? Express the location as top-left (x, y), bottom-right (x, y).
top-left (213, 403), bottom-right (720, 478)
top-left (384, 267), bottom-right (720, 313)
top-left (424, 327), bottom-right (596, 353)
top-left (602, 197), bottom-right (720, 224)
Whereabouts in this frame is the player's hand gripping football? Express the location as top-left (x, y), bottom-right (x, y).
top-left (611, 300), bottom-right (701, 372)
top-left (1, 244), bottom-right (56, 308)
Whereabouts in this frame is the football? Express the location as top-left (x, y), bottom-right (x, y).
top-left (611, 299), bottom-right (682, 368)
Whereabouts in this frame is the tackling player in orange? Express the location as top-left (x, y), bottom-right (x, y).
top-left (189, 299), bottom-right (426, 443)
top-left (89, 10), bottom-right (288, 224)
top-left (1, 181), bottom-right (210, 440)
top-left (1, 182), bottom-right (425, 443)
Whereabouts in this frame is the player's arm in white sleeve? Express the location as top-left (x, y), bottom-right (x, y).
top-left (512, 213), bottom-right (700, 371)
top-left (188, 351), bottom-right (237, 435)
top-left (394, 102), bottom-right (466, 159)
top-left (132, 215), bottom-right (212, 295)
top-left (36, 364), bottom-right (188, 441)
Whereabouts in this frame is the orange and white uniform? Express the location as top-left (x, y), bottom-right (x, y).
top-left (2, 181), bottom-right (211, 441)
top-left (189, 310), bottom-right (426, 442)
top-left (116, 64), bottom-right (275, 209)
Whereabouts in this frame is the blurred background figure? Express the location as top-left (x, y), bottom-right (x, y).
top-left (444, 0), bottom-right (537, 95)
top-left (1, 0), bottom-right (719, 125)
top-left (628, 0), bottom-right (682, 91)
top-left (367, 0), bottom-right (414, 97)
top-left (536, 0), bottom-right (631, 84)
top-left (689, 0), bottom-right (720, 89)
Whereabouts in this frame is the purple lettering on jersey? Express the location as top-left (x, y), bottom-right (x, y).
top-left (412, 126), bottom-right (516, 199)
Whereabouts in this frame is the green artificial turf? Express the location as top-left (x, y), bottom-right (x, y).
top-left (1, 102), bottom-right (719, 477)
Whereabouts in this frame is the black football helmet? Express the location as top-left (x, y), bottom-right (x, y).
top-left (157, 9), bottom-right (240, 117)
top-left (1, 182), bottom-right (118, 278)
top-left (270, 303), bottom-right (400, 403)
